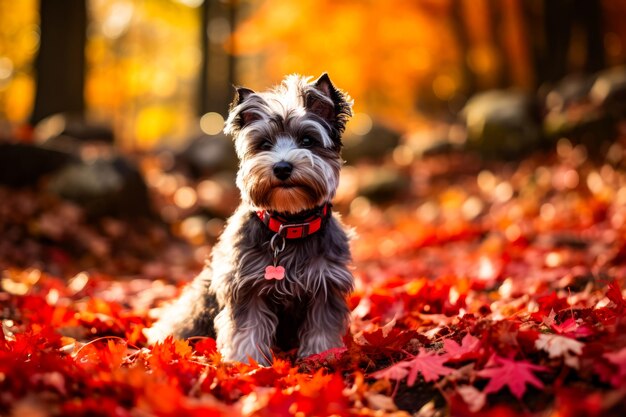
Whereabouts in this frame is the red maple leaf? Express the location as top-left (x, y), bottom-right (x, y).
top-left (606, 280), bottom-right (626, 314)
top-left (477, 356), bottom-right (548, 399)
top-left (0, 326), bottom-right (8, 351)
top-left (370, 361), bottom-right (409, 382)
top-left (602, 347), bottom-right (626, 387)
top-left (442, 333), bottom-right (481, 361)
top-left (372, 348), bottom-right (454, 386)
top-left (406, 350), bottom-right (456, 384)
top-left (256, 372), bottom-right (350, 417)
top-left (74, 338), bottom-right (129, 373)
top-left (193, 337), bottom-right (218, 356)
top-left (551, 317), bottom-right (594, 338)
top-left (147, 337), bottom-right (205, 393)
top-left (305, 346), bottom-right (347, 362)
top-left (360, 327), bottom-right (424, 351)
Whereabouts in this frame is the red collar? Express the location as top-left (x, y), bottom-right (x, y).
top-left (256, 203), bottom-right (331, 239)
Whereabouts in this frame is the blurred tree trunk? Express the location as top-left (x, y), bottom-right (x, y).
top-left (451, 0), bottom-right (476, 96)
top-left (228, 3), bottom-right (237, 97)
top-left (578, 0), bottom-right (605, 74)
top-left (500, 0), bottom-right (534, 89)
top-left (521, 0), bottom-right (546, 87)
top-left (488, 0), bottom-right (511, 88)
top-left (31, 0), bottom-right (86, 124)
top-left (198, 0), bottom-right (237, 116)
top-left (544, 0), bottom-right (573, 82)
top-left (543, 0), bottom-right (605, 83)
top-left (199, 1), bottom-right (210, 116)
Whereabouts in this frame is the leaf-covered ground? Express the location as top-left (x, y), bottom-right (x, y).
top-left (2, 142), bottom-right (626, 416)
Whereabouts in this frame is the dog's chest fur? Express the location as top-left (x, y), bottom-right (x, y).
top-left (200, 205), bottom-right (353, 351)
top-left (210, 206), bottom-right (353, 302)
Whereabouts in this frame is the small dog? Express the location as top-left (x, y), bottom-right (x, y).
top-left (147, 74), bottom-right (354, 364)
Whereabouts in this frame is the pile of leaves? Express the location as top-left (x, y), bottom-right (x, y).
top-left (2, 140), bottom-right (626, 416)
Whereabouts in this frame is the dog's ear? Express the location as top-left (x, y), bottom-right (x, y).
top-left (232, 86), bottom-right (261, 125)
top-left (306, 73), bottom-right (352, 135)
top-left (225, 86), bottom-right (263, 136)
top-left (306, 74), bottom-right (335, 122)
top-left (233, 86), bottom-right (254, 106)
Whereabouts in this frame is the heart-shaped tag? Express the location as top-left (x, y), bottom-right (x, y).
top-left (264, 265), bottom-right (285, 280)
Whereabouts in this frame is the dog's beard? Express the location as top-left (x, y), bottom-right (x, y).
top-left (237, 147), bottom-right (340, 214)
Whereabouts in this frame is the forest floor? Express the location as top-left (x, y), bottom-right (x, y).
top-left (2, 141), bottom-right (626, 416)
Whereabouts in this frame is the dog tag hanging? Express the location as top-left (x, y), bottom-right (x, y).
top-left (265, 233), bottom-right (286, 280)
top-left (264, 265), bottom-right (285, 280)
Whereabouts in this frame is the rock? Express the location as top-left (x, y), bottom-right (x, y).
top-left (590, 66), bottom-right (626, 118)
top-left (342, 122), bottom-right (401, 163)
top-left (409, 123), bottom-right (467, 157)
top-left (34, 113), bottom-right (115, 156)
top-left (0, 143), bottom-right (77, 187)
top-left (543, 106), bottom-right (613, 150)
top-left (179, 133), bottom-right (238, 178)
top-left (461, 90), bottom-right (541, 158)
top-left (543, 73), bottom-right (615, 149)
top-left (421, 141), bottom-right (463, 157)
top-left (357, 167), bottom-right (410, 203)
top-left (543, 74), bottom-right (595, 113)
top-left (34, 113), bottom-right (114, 144)
top-left (47, 156), bottom-right (153, 218)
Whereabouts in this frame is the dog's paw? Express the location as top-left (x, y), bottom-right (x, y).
top-left (225, 351), bottom-right (273, 367)
top-left (297, 340), bottom-right (343, 359)
top-left (222, 344), bottom-right (274, 367)
top-left (143, 324), bottom-right (169, 345)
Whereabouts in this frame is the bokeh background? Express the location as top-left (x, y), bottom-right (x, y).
top-left (5, 3), bottom-right (626, 416)
top-left (2, 0), bottom-right (626, 278)
top-left (2, 0), bottom-right (626, 143)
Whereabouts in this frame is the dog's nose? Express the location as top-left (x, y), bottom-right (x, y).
top-left (273, 161), bottom-right (293, 180)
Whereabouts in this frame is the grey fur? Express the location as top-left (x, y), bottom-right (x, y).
top-left (146, 74), bottom-right (354, 365)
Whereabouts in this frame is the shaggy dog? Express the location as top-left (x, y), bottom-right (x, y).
top-left (147, 74), bottom-right (354, 365)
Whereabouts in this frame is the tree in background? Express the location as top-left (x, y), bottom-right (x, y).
top-left (1, 0), bottom-right (621, 147)
top-left (232, 0), bottom-right (615, 127)
top-left (31, 0), bottom-right (86, 124)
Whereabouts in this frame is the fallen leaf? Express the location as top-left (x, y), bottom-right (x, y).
top-left (603, 347), bottom-right (626, 387)
top-left (535, 334), bottom-right (583, 368)
top-left (477, 356), bottom-right (548, 399)
top-left (442, 333), bottom-right (481, 361)
top-left (456, 385), bottom-right (486, 412)
top-left (606, 280), bottom-right (626, 313)
top-left (372, 349), bottom-right (455, 386)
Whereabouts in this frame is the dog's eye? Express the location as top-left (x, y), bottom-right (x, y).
top-left (301, 137), bottom-right (315, 148)
top-left (260, 140), bottom-right (273, 150)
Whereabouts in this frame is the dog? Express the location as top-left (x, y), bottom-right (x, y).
top-left (146, 74), bottom-right (354, 365)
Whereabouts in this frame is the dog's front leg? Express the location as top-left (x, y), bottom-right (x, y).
top-left (215, 296), bottom-right (277, 365)
top-left (298, 286), bottom-right (350, 358)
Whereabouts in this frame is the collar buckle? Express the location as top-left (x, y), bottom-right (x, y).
top-left (278, 222), bottom-right (311, 239)
top-left (256, 203), bottom-right (331, 239)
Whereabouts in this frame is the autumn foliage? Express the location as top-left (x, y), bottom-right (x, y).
top-left (3, 142), bottom-right (626, 416)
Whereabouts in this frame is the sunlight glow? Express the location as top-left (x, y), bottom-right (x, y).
top-left (347, 113), bottom-right (373, 136)
top-left (477, 257), bottom-right (496, 281)
top-left (545, 252), bottom-right (562, 268)
top-left (200, 112), bottom-right (225, 135)
top-left (477, 170), bottom-right (496, 193)
top-left (587, 171), bottom-right (603, 194)
top-left (174, 186), bottom-right (197, 209)
top-left (494, 181), bottom-right (513, 203)
top-left (461, 196), bottom-right (483, 220)
top-left (174, 0), bottom-right (204, 7)
top-left (197, 179), bottom-right (224, 206)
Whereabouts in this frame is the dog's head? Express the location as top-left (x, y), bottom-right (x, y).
top-left (224, 74), bottom-right (352, 214)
